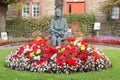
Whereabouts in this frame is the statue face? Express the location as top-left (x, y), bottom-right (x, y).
top-left (55, 8), bottom-right (61, 17)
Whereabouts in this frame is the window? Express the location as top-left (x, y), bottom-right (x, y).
top-left (32, 3), bottom-right (40, 17)
top-left (111, 7), bottom-right (119, 19)
top-left (22, 3), bottom-right (30, 17)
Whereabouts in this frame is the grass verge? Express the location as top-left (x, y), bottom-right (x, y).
top-left (0, 49), bottom-right (120, 80)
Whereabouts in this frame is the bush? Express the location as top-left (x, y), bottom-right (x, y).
top-left (6, 14), bottom-right (96, 38)
top-left (6, 16), bottom-right (52, 38)
top-left (64, 14), bottom-right (96, 35)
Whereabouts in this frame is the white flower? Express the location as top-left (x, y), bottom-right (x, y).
top-left (50, 54), bottom-right (57, 60)
top-left (77, 43), bottom-right (81, 47)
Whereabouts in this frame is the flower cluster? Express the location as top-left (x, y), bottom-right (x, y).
top-left (0, 38), bottom-right (33, 46)
top-left (6, 37), bottom-right (111, 74)
top-left (83, 37), bottom-right (120, 45)
top-left (32, 30), bottom-right (45, 38)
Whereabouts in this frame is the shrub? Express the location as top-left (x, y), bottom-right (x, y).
top-left (6, 14), bottom-right (96, 38)
top-left (64, 14), bottom-right (96, 35)
top-left (6, 16), bottom-right (52, 38)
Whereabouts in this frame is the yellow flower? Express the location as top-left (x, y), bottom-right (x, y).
top-left (58, 50), bottom-right (61, 53)
top-left (58, 48), bottom-right (66, 53)
top-left (30, 52), bottom-right (35, 57)
top-left (36, 49), bottom-right (41, 55)
top-left (61, 48), bottom-right (65, 52)
top-left (81, 45), bottom-right (85, 51)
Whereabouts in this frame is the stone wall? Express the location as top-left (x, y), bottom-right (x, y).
top-left (99, 22), bottom-right (120, 37)
top-left (6, 5), bottom-right (19, 20)
top-left (85, 0), bottom-right (108, 22)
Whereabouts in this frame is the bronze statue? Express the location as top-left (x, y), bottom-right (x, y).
top-left (50, 8), bottom-right (69, 46)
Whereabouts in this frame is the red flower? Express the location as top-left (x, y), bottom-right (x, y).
top-left (25, 51), bottom-right (31, 55)
top-left (19, 45), bottom-right (24, 50)
top-left (49, 46), bottom-right (58, 53)
top-left (92, 52), bottom-right (100, 61)
top-left (57, 59), bottom-right (65, 66)
top-left (66, 37), bottom-right (75, 42)
top-left (32, 38), bottom-right (47, 45)
top-left (45, 54), bottom-right (52, 59)
top-left (82, 61), bottom-right (86, 65)
top-left (12, 55), bottom-right (18, 59)
top-left (72, 52), bottom-right (78, 57)
top-left (36, 61), bottom-right (43, 65)
top-left (41, 46), bottom-right (51, 54)
top-left (65, 57), bottom-right (69, 63)
top-left (17, 50), bottom-right (24, 55)
top-left (26, 55), bottom-right (30, 59)
top-left (17, 45), bottom-right (24, 55)
top-left (68, 58), bottom-right (78, 66)
top-left (79, 51), bottom-right (88, 61)
top-left (32, 44), bottom-right (39, 52)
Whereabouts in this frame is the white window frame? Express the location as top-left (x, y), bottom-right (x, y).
top-left (32, 3), bottom-right (40, 17)
top-left (111, 7), bottom-right (119, 19)
top-left (22, 3), bottom-right (30, 17)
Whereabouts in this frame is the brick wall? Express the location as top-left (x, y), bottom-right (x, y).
top-left (7, 0), bottom-right (55, 19)
top-left (7, 0), bottom-right (107, 21)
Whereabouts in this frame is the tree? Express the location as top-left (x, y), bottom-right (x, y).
top-left (102, 0), bottom-right (120, 21)
top-left (55, 0), bottom-right (64, 13)
top-left (0, 0), bottom-right (19, 32)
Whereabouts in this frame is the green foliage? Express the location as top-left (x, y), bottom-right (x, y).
top-left (6, 16), bottom-right (52, 37)
top-left (64, 14), bottom-right (96, 34)
top-left (0, 49), bottom-right (120, 80)
top-left (4, 0), bottom-right (15, 4)
top-left (11, 3), bottom-right (28, 10)
top-left (6, 14), bottom-right (95, 37)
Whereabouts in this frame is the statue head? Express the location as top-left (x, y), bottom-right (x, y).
top-left (55, 8), bottom-right (62, 17)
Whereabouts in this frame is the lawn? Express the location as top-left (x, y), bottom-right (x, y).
top-left (0, 49), bottom-right (120, 80)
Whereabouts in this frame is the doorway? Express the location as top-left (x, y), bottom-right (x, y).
top-left (66, 2), bottom-right (85, 14)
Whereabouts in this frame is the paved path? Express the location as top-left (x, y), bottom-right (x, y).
top-left (94, 45), bottom-right (120, 50)
top-left (0, 44), bottom-right (119, 50)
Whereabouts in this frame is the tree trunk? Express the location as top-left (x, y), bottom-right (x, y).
top-left (55, 0), bottom-right (64, 13)
top-left (0, 3), bottom-right (8, 32)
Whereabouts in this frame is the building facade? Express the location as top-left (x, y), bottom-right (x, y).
top-left (7, 0), bottom-right (55, 19)
top-left (6, 0), bottom-right (120, 36)
top-left (7, 0), bottom-right (108, 22)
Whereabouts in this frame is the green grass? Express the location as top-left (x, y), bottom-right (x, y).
top-left (0, 49), bottom-right (120, 80)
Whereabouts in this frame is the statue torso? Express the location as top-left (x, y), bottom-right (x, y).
top-left (52, 18), bottom-right (66, 31)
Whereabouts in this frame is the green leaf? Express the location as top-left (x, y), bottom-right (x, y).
top-left (11, 3), bottom-right (28, 10)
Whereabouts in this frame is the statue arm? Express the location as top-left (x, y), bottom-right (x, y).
top-left (64, 19), bottom-right (69, 31)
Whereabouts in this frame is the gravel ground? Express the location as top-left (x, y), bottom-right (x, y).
top-left (0, 44), bottom-right (119, 50)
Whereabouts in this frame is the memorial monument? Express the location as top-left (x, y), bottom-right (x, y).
top-left (50, 8), bottom-right (69, 46)
top-left (5, 8), bottom-right (111, 74)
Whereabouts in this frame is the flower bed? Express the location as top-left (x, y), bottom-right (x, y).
top-left (83, 36), bottom-right (120, 46)
top-left (6, 37), bottom-right (111, 74)
top-left (0, 38), bottom-right (33, 46)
